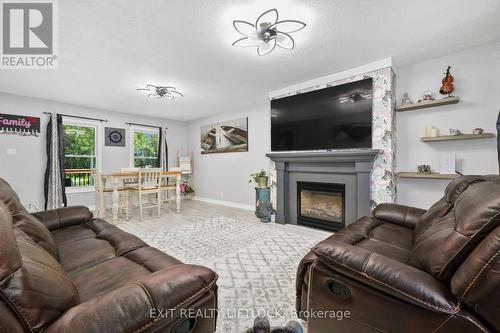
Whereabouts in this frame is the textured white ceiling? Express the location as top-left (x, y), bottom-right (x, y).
top-left (1, 0), bottom-right (499, 121)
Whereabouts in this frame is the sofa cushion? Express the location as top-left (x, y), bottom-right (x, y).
top-left (329, 216), bottom-right (414, 263)
top-left (72, 247), bottom-right (183, 302)
top-left (0, 202), bottom-right (79, 332)
top-left (0, 178), bottom-right (58, 259)
top-left (53, 218), bottom-right (148, 274)
top-left (410, 179), bottom-right (500, 282)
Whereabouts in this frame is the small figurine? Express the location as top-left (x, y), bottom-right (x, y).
top-left (449, 128), bottom-right (462, 136)
top-left (439, 66), bottom-right (454, 96)
top-left (419, 91), bottom-right (434, 103)
top-left (401, 92), bottom-right (413, 105)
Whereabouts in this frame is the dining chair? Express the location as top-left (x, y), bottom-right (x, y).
top-left (160, 167), bottom-right (180, 204)
top-left (91, 168), bottom-right (129, 219)
top-left (121, 167), bottom-right (140, 187)
top-left (128, 168), bottom-right (162, 221)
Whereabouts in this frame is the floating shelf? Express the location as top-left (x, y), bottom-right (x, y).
top-left (396, 96), bottom-right (460, 112)
top-left (421, 133), bottom-right (495, 142)
top-left (397, 172), bottom-right (460, 180)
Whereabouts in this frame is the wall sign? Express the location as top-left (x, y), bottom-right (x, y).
top-left (105, 127), bottom-right (126, 147)
top-left (0, 113), bottom-right (40, 136)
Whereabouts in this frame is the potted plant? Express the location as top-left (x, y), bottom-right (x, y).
top-left (184, 186), bottom-right (195, 199)
top-left (249, 169), bottom-right (269, 188)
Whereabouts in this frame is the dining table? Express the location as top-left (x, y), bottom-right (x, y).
top-left (101, 170), bottom-right (182, 221)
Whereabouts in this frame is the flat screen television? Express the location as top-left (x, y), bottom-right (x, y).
top-left (271, 78), bottom-right (373, 151)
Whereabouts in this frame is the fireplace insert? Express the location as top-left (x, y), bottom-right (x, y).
top-left (297, 181), bottom-right (345, 231)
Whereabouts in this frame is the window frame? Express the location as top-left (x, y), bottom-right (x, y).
top-left (63, 118), bottom-right (102, 193)
top-left (129, 125), bottom-right (160, 168)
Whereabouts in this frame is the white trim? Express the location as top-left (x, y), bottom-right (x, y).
top-left (192, 196), bottom-right (254, 211)
top-left (129, 125), bottom-right (160, 167)
top-left (62, 118), bottom-right (102, 171)
top-left (268, 57), bottom-right (393, 99)
top-left (66, 186), bottom-right (95, 194)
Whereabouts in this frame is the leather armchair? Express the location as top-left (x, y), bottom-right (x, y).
top-left (297, 175), bottom-right (500, 332)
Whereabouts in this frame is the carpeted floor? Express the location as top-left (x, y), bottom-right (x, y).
top-left (115, 199), bottom-right (331, 332)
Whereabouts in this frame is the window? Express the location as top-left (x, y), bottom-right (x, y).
top-left (131, 127), bottom-right (159, 168)
top-left (63, 122), bottom-right (98, 189)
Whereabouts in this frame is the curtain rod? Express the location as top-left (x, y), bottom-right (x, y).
top-left (43, 112), bottom-right (108, 122)
top-left (126, 122), bottom-right (167, 129)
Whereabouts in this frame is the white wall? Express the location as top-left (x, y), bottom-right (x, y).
top-left (186, 106), bottom-right (270, 207)
top-left (395, 41), bottom-right (500, 208)
top-left (0, 92), bottom-right (188, 210)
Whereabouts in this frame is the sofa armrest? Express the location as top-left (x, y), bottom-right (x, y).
top-left (372, 203), bottom-right (425, 229)
top-left (31, 206), bottom-right (93, 231)
top-left (312, 239), bottom-right (459, 314)
top-left (45, 264), bottom-right (218, 333)
top-left (296, 251), bottom-right (317, 315)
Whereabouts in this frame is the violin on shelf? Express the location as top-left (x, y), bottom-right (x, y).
top-left (439, 66), bottom-right (454, 96)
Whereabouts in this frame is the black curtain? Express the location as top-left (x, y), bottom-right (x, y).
top-left (157, 127), bottom-right (168, 170)
top-left (44, 114), bottom-right (67, 209)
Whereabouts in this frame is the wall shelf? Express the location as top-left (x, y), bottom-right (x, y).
top-left (396, 96), bottom-right (459, 112)
top-left (397, 172), bottom-right (460, 180)
top-left (421, 133), bottom-right (495, 142)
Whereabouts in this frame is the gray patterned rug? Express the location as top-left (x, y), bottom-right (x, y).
top-left (115, 200), bottom-right (331, 332)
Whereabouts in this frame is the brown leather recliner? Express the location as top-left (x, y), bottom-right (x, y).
top-left (0, 178), bottom-right (218, 333)
top-left (296, 175), bottom-right (500, 332)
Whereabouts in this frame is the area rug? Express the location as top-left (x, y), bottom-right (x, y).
top-left (117, 201), bottom-right (331, 332)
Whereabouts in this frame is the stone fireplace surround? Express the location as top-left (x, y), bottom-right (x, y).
top-left (266, 150), bottom-right (381, 227)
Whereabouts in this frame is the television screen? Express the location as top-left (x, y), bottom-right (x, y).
top-left (271, 78), bottom-right (373, 151)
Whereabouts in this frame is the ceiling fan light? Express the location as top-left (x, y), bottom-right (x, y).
top-left (138, 84), bottom-right (182, 101)
top-left (232, 8), bottom-right (305, 56)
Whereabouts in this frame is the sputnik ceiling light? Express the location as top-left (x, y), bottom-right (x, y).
top-left (232, 8), bottom-right (306, 56)
top-left (137, 84), bottom-right (183, 100)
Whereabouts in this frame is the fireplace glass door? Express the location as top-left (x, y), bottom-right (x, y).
top-left (297, 182), bottom-right (345, 231)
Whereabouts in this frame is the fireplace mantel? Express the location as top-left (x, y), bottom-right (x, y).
top-left (266, 149), bottom-right (381, 163)
top-left (266, 149), bottom-right (381, 227)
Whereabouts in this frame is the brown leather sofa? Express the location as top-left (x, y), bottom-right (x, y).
top-left (296, 175), bottom-right (500, 332)
top-left (0, 178), bottom-right (218, 333)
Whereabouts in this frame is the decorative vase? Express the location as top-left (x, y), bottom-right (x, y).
top-left (257, 176), bottom-right (269, 188)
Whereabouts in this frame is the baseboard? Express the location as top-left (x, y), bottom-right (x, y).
top-left (192, 196), bottom-right (254, 211)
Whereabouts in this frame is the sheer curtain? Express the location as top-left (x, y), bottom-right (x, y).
top-left (44, 113), bottom-right (67, 210)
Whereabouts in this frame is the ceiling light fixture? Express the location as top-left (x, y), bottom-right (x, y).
top-left (137, 84), bottom-right (183, 100)
top-left (232, 8), bottom-right (306, 56)
top-left (338, 92), bottom-right (373, 103)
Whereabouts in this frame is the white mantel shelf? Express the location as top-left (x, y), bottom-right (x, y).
top-left (266, 149), bottom-right (382, 163)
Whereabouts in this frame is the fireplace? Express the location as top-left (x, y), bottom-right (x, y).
top-left (297, 182), bottom-right (345, 231)
top-left (266, 150), bottom-right (381, 228)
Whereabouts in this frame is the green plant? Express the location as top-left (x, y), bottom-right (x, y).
top-left (249, 169), bottom-right (268, 183)
top-left (185, 186), bottom-right (195, 194)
